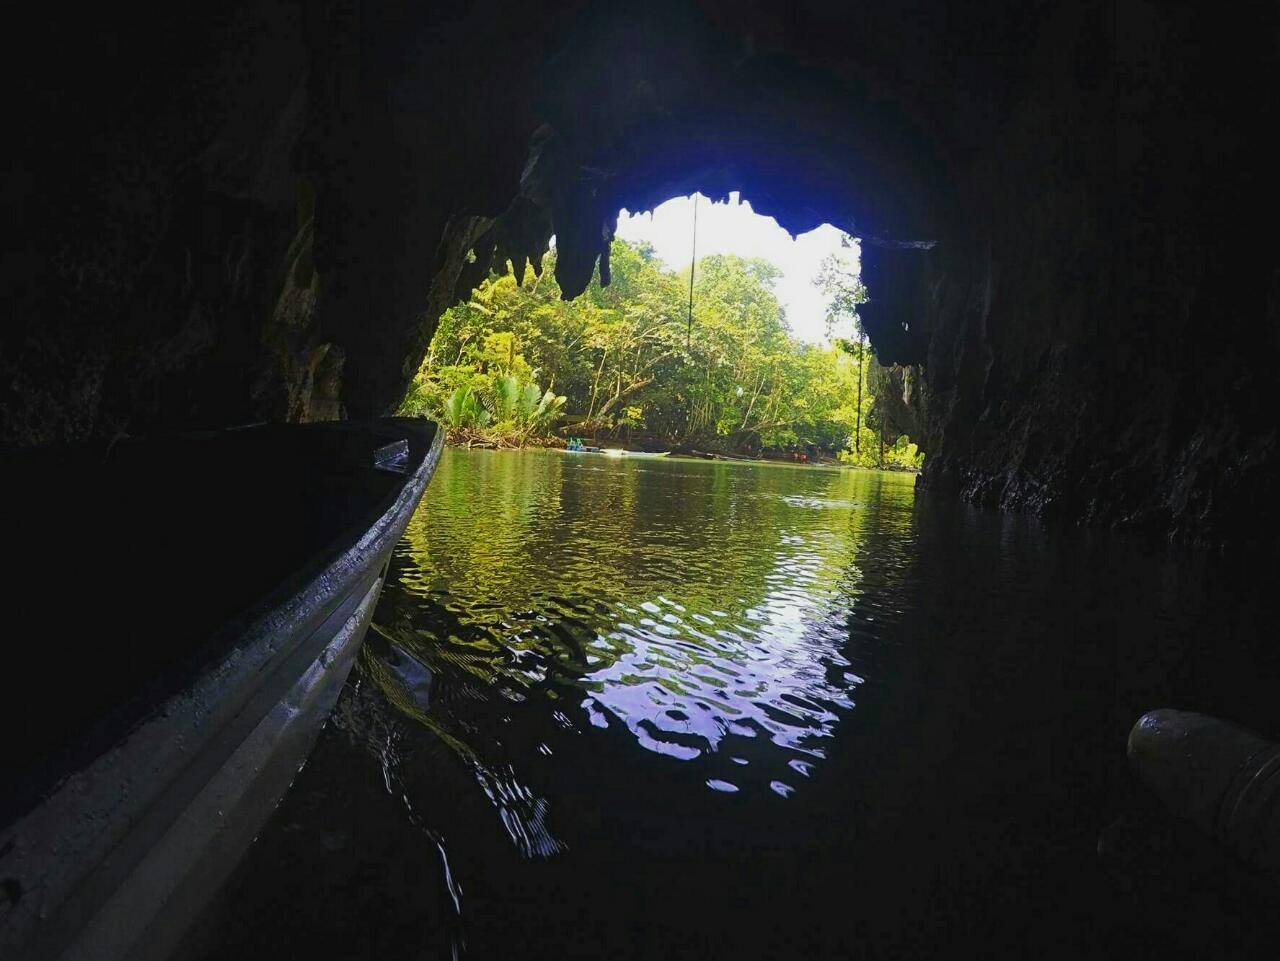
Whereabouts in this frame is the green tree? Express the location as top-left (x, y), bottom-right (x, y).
top-left (404, 236), bottom-right (923, 466)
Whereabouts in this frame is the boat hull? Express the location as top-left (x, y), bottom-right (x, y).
top-left (0, 419), bottom-right (442, 961)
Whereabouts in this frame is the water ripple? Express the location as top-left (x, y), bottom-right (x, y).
top-left (375, 450), bottom-right (917, 853)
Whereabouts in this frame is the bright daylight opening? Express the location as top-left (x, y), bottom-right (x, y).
top-left (403, 192), bottom-right (925, 470)
top-left (616, 192), bottom-right (857, 346)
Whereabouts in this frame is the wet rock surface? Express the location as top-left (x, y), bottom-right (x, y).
top-left (4, 0), bottom-right (1277, 542)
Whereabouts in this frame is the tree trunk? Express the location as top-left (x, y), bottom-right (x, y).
top-left (454, 332), bottom-right (473, 367)
top-left (739, 370), bottom-right (767, 433)
top-left (586, 347), bottom-right (608, 422)
top-left (855, 335), bottom-right (864, 455)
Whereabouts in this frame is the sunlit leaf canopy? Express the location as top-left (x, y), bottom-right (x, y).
top-left (615, 192), bottom-right (860, 345)
top-left (404, 230), bottom-right (923, 468)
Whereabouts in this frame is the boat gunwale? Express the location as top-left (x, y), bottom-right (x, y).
top-left (0, 418), bottom-right (443, 961)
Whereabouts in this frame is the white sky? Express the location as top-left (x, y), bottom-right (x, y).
top-left (615, 192), bottom-right (859, 344)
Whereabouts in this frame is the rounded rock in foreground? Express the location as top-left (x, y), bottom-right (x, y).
top-left (1128, 709), bottom-right (1280, 872)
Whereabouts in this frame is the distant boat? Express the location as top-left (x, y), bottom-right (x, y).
top-left (0, 418), bottom-right (442, 961)
top-left (558, 446), bottom-right (669, 458)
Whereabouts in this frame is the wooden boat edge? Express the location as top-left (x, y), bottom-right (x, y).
top-left (0, 419), bottom-right (443, 961)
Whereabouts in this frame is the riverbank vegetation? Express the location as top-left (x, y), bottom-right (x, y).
top-left (401, 238), bottom-right (924, 469)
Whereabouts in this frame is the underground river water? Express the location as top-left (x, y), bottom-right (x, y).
top-left (189, 449), bottom-right (1280, 960)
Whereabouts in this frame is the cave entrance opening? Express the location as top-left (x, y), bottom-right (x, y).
top-left (403, 190), bottom-right (925, 470)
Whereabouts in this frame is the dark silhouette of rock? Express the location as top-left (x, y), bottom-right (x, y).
top-left (3, 0), bottom-right (1276, 543)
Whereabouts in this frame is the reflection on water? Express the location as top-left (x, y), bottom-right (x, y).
top-left (381, 453), bottom-right (910, 813)
top-left (190, 450), bottom-right (1280, 961)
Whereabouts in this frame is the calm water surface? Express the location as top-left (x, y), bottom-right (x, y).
top-left (192, 450), bottom-right (1280, 960)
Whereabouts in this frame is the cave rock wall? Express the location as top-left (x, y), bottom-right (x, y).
top-left (3, 1), bottom-right (1276, 542)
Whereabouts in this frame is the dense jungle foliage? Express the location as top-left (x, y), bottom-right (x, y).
top-left (402, 238), bottom-right (923, 469)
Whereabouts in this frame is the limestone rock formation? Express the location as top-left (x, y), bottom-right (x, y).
top-left (3, 0), bottom-right (1276, 543)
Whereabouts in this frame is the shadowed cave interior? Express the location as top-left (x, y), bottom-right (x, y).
top-left (3, 2), bottom-right (1280, 959)
top-left (5, 0), bottom-right (1278, 544)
